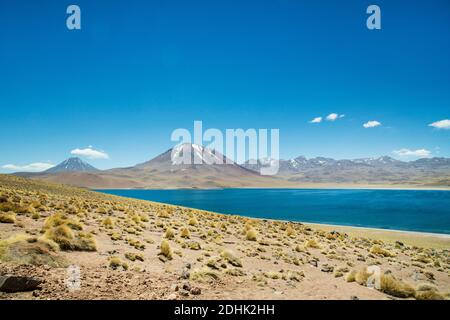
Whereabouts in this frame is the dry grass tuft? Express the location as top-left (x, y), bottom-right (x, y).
top-left (370, 245), bottom-right (395, 257)
top-left (102, 217), bottom-right (115, 229)
top-left (109, 256), bottom-right (129, 270)
top-left (264, 271), bottom-right (282, 279)
top-left (220, 249), bottom-right (242, 267)
top-left (380, 274), bottom-right (415, 298)
top-left (186, 241), bottom-right (201, 250)
top-left (414, 283), bottom-right (444, 300)
top-left (0, 212), bottom-right (16, 224)
top-left (354, 267), bottom-right (373, 285)
top-left (0, 234), bottom-right (65, 267)
top-left (224, 268), bottom-right (246, 276)
top-left (44, 213), bottom-right (83, 231)
top-left (44, 225), bottom-right (96, 251)
top-left (127, 238), bottom-right (145, 250)
top-left (164, 227), bottom-right (175, 239)
top-left (190, 267), bottom-right (220, 282)
top-left (159, 240), bottom-right (173, 260)
top-left (345, 270), bottom-right (357, 282)
top-left (246, 228), bottom-right (258, 241)
top-left (125, 252), bottom-right (145, 262)
top-left (188, 216), bottom-right (199, 226)
top-left (286, 226), bottom-right (295, 237)
top-left (283, 270), bottom-right (305, 282)
top-left (180, 227), bottom-right (191, 239)
top-left (304, 239), bottom-right (321, 249)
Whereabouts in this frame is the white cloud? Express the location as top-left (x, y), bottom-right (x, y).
top-left (326, 113), bottom-right (345, 121)
top-left (71, 147), bottom-right (109, 159)
top-left (429, 119), bottom-right (450, 129)
top-left (310, 117), bottom-right (322, 123)
top-left (2, 162), bottom-right (54, 172)
top-left (363, 120), bottom-right (381, 128)
top-left (392, 148), bottom-right (431, 158)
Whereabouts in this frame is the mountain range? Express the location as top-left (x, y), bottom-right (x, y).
top-left (242, 155), bottom-right (450, 186)
top-left (14, 144), bottom-right (450, 189)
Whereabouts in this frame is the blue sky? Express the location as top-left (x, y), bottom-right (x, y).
top-left (0, 0), bottom-right (449, 172)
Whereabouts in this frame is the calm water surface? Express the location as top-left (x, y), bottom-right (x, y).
top-left (97, 189), bottom-right (450, 234)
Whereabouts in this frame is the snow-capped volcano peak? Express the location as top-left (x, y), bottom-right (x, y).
top-left (43, 157), bottom-right (99, 173)
top-left (170, 143), bottom-right (227, 165)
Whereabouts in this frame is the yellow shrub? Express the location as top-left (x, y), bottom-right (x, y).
top-left (354, 267), bottom-right (372, 285)
top-left (345, 270), bottom-right (357, 282)
top-left (0, 212), bottom-right (16, 224)
top-left (180, 227), bottom-right (191, 239)
top-left (220, 249), bottom-right (242, 267)
top-left (125, 252), bottom-right (145, 262)
top-left (102, 217), bottom-right (114, 228)
top-left (44, 213), bottom-right (82, 230)
top-left (286, 226), bottom-right (295, 237)
top-left (0, 234), bottom-right (64, 266)
top-left (188, 216), bottom-right (199, 226)
top-left (164, 227), bottom-right (175, 239)
top-left (190, 267), bottom-right (219, 282)
top-left (246, 228), bottom-right (258, 241)
top-left (264, 271), bottom-right (282, 279)
top-left (159, 240), bottom-right (173, 260)
top-left (224, 268), bottom-right (246, 276)
top-left (380, 274), bottom-right (415, 298)
top-left (45, 225), bottom-right (96, 252)
top-left (414, 284), bottom-right (444, 300)
top-left (304, 239), bottom-right (321, 249)
top-left (111, 232), bottom-right (122, 241)
top-left (109, 256), bottom-right (128, 270)
top-left (370, 245), bottom-right (395, 257)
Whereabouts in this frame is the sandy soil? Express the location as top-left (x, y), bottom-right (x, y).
top-left (304, 224), bottom-right (450, 250)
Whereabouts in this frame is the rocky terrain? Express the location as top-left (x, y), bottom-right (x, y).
top-left (1, 174), bottom-right (449, 300)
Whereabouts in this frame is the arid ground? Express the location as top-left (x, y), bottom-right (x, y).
top-left (0, 174), bottom-right (449, 300)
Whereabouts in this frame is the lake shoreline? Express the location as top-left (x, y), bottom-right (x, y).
top-left (304, 222), bottom-right (450, 249)
top-left (97, 188), bottom-right (450, 236)
top-left (95, 189), bottom-right (450, 249)
top-left (93, 184), bottom-right (450, 191)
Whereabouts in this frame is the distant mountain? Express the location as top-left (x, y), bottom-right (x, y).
top-left (135, 143), bottom-right (230, 169)
top-left (101, 143), bottom-right (270, 188)
top-left (43, 157), bottom-right (99, 174)
top-left (18, 147), bottom-right (450, 189)
top-left (242, 155), bottom-right (450, 186)
top-left (243, 155), bottom-right (407, 175)
top-left (24, 144), bottom-right (278, 189)
top-left (408, 157), bottom-right (450, 168)
top-left (251, 155), bottom-right (450, 172)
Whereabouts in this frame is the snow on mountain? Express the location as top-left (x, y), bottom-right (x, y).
top-left (43, 157), bottom-right (99, 174)
top-left (170, 143), bottom-right (225, 165)
top-left (242, 155), bottom-right (450, 175)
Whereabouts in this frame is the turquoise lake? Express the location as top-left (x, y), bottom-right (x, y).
top-left (97, 189), bottom-right (450, 235)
